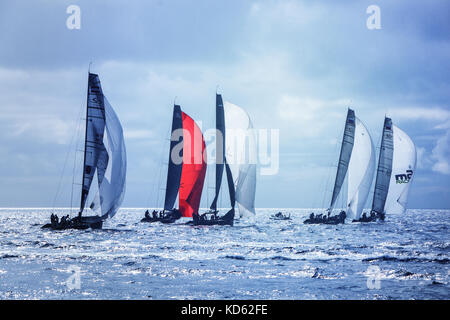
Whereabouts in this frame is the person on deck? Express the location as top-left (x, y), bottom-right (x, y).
top-left (339, 211), bottom-right (346, 223)
top-left (361, 212), bottom-right (368, 221)
top-left (60, 215), bottom-right (67, 228)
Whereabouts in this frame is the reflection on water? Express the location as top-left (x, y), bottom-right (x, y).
top-left (0, 208), bottom-right (448, 299)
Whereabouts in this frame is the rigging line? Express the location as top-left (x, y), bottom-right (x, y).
top-left (154, 123), bottom-right (171, 209)
top-left (321, 117), bottom-right (344, 212)
top-left (70, 103), bottom-right (84, 216)
top-left (205, 162), bottom-right (210, 210)
top-left (146, 115), bottom-right (168, 209)
top-left (52, 96), bottom-right (84, 212)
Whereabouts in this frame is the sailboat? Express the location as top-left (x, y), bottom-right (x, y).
top-left (43, 72), bottom-right (127, 230)
top-left (356, 117), bottom-right (416, 222)
top-left (141, 104), bottom-right (207, 224)
top-left (193, 94), bottom-right (257, 226)
top-left (304, 108), bottom-right (375, 224)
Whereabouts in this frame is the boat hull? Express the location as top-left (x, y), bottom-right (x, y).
top-left (42, 215), bottom-right (103, 230)
top-left (192, 209), bottom-right (234, 226)
top-left (141, 209), bottom-right (182, 224)
top-left (270, 212), bottom-right (291, 220)
top-left (303, 212), bottom-right (346, 225)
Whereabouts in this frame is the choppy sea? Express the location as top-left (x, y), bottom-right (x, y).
top-left (0, 208), bottom-right (448, 299)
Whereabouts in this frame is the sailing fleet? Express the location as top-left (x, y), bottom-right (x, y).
top-left (304, 109), bottom-right (416, 225)
top-left (44, 72), bottom-right (416, 230)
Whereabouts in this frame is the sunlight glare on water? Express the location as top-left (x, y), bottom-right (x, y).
top-left (0, 208), bottom-right (448, 299)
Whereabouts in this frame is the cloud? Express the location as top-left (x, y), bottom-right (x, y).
top-left (10, 115), bottom-right (75, 145)
top-left (0, 1), bottom-right (449, 208)
top-left (277, 95), bottom-right (348, 137)
top-left (388, 106), bottom-right (450, 122)
top-left (249, 0), bottom-right (324, 27)
top-left (388, 105), bottom-right (450, 176)
top-left (431, 131), bottom-right (450, 175)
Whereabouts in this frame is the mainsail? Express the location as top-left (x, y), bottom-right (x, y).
top-left (223, 101), bottom-right (257, 218)
top-left (329, 109), bottom-right (355, 211)
top-left (80, 73), bottom-right (127, 219)
top-left (208, 94), bottom-right (237, 213)
top-left (179, 112), bottom-right (207, 217)
top-left (163, 105), bottom-right (183, 211)
top-left (210, 94), bottom-right (226, 211)
top-left (384, 125), bottom-right (416, 214)
top-left (371, 117), bottom-right (394, 214)
top-left (346, 116), bottom-right (376, 220)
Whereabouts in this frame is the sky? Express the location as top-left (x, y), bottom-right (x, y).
top-left (0, 0), bottom-right (449, 209)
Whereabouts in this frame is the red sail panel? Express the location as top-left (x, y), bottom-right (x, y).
top-left (179, 112), bottom-right (207, 217)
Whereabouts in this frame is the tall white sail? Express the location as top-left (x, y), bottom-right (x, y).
top-left (346, 116), bottom-right (376, 220)
top-left (223, 101), bottom-right (257, 218)
top-left (84, 73), bottom-right (127, 220)
top-left (384, 125), bottom-right (416, 214)
top-left (96, 97), bottom-right (127, 219)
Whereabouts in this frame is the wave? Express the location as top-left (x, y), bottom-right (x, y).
top-left (363, 255), bottom-right (449, 264)
top-left (223, 255), bottom-right (247, 260)
top-left (0, 254), bottom-right (19, 259)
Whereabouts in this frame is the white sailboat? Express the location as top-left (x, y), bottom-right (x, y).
top-left (357, 117), bottom-right (416, 222)
top-left (195, 94), bottom-right (256, 225)
top-left (44, 72), bottom-right (127, 230)
top-left (305, 108), bottom-right (375, 224)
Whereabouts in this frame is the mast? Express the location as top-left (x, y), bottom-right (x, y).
top-left (210, 94), bottom-right (225, 211)
top-left (79, 72), bottom-right (90, 217)
top-left (79, 73), bottom-right (107, 217)
top-left (371, 117), bottom-right (393, 214)
top-left (163, 104), bottom-right (183, 211)
top-left (329, 108), bottom-right (355, 212)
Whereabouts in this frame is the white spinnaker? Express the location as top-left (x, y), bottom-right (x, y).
top-left (223, 101), bottom-right (257, 219)
top-left (384, 125), bottom-right (416, 214)
top-left (346, 117), bottom-right (375, 220)
top-left (97, 97), bottom-right (127, 219)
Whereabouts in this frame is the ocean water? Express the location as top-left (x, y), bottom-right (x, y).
top-left (0, 208), bottom-right (448, 300)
